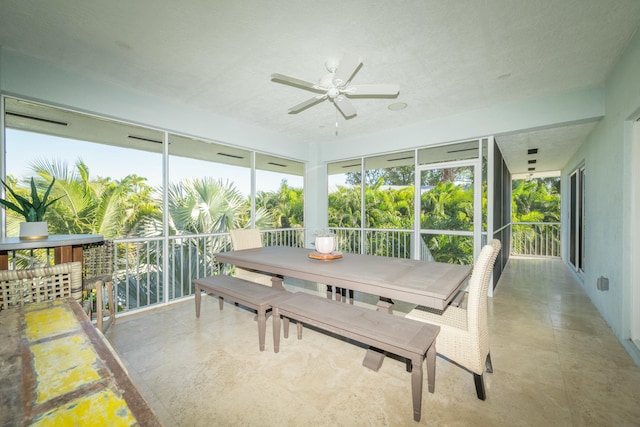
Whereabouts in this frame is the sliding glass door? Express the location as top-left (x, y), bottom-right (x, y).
top-left (569, 166), bottom-right (585, 273)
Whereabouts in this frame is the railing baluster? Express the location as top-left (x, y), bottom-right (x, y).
top-left (510, 222), bottom-right (560, 257)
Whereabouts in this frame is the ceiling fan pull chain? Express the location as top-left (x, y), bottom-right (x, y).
top-left (335, 108), bottom-right (339, 136)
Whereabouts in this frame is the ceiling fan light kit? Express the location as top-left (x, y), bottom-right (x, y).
top-left (271, 53), bottom-right (400, 119)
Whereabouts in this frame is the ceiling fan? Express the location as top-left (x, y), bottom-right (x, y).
top-left (271, 53), bottom-right (400, 119)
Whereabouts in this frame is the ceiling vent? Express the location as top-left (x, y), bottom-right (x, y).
top-left (128, 135), bottom-right (162, 144)
top-left (217, 152), bottom-right (244, 159)
top-left (6, 112), bottom-right (68, 126)
top-left (267, 162), bottom-right (287, 168)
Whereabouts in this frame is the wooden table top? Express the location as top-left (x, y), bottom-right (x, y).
top-left (0, 297), bottom-right (160, 426)
top-left (215, 246), bottom-right (472, 310)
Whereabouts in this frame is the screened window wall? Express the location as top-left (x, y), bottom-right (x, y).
top-left (1, 96), bottom-right (305, 309)
top-left (328, 138), bottom-right (495, 266)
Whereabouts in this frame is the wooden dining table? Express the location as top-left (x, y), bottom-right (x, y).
top-left (215, 246), bottom-right (472, 370)
top-left (215, 246), bottom-right (472, 311)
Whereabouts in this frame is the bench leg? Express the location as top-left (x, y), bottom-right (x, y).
top-left (257, 307), bottom-right (267, 351)
top-left (409, 346), bottom-right (436, 421)
top-left (273, 308), bottom-right (281, 353)
top-left (219, 296), bottom-right (224, 310)
top-left (195, 284), bottom-right (201, 318)
top-left (411, 355), bottom-right (423, 422)
top-left (426, 344), bottom-right (436, 393)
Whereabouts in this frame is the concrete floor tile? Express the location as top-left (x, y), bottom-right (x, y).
top-left (105, 258), bottom-right (640, 426)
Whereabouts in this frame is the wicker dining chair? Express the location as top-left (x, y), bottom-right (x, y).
top-left (405, 239), bottom-right (501, 400)
top-left (82, 240), bottom-right (115, 332)
top-left (0, 261), bottom-right (82, 310)
top-left (229, 229), bottom-right (282, 288)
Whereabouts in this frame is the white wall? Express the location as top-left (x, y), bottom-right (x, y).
top-left (562, 27), bottom-right (640, 356)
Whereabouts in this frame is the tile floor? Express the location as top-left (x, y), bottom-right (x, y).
top-left (106, 257), bottom-right (640, 426)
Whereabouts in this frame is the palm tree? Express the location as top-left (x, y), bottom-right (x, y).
top-left (328, 185), bottom-right (362, 228)
top-left (256, 179), bottom-right (303, 229)
top-left (29, 158), bottom-right (159, 238)
top-left (420, 181), bottom-right (474, 264)
top-left (142, 177), bottom-right (275, 298)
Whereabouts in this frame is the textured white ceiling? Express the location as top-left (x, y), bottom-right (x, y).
top-left (1, 0), bottom-right (639, 175)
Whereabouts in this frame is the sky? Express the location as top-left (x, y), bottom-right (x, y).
top-left (5, 129), bottom-right (304, 196)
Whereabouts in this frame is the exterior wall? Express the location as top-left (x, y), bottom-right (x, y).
top-left (562, 27), bottom-right (640, 360)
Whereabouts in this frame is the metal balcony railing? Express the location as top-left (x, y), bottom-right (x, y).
top-left (511, 222), bottom-right (560, 257)
top-left (112, 228), bottom-right (305, 313)
top-left (3, 224), bottom-right (558, 315)
top-left (328, 227), bottom-right (415, 259)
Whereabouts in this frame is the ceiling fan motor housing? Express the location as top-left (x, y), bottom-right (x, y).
top-left (327, 87), bottom-right (340, 99)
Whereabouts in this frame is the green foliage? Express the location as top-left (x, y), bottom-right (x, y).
top-left (425, 234), bottom-right (474, 265)
top-left (345, 166), bottom-right (471, 187)
top-left (27, 159), bottom-right (160, 238)
top-left (328, 184), bottom-right (362, 228)
top-left (165, 177), bottom-right (268, 235)
top-left (512, 178), bottom-right (560, 222)
top-left (0, 176), bottom-right (63, 222)
top-left (256, 179), bottom-right (303, 229)
top-left (18, 159), bottom-right (306, 240)
top-left (328, 179), bottom-right (475, 262)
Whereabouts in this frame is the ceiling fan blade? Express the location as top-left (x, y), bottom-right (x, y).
top-left (271, 73), bottom-right (325, 93)
top-left (334, 96), bottom-right (357, 118)
top-left (288, 95), bottom-right (327, 114)
top-left (344, 83), bottom-right (400, 96)
top-left (332, 54), bottom-right (362, 87)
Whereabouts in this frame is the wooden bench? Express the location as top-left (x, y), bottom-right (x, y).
top-left (193, 275), bottom-right (287, 351)
top-left (271, 292), bottom-right (440, 422)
